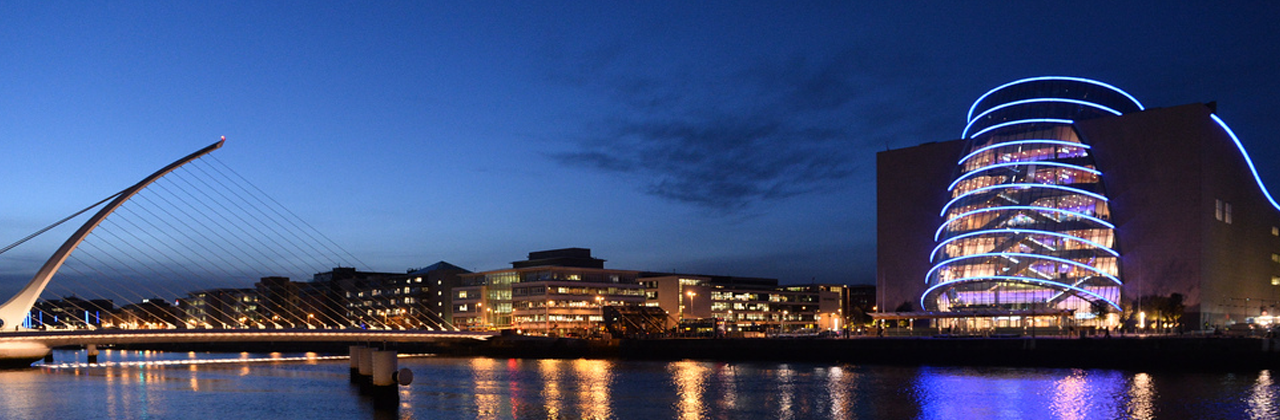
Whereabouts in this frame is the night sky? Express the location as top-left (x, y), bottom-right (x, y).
top-left (2, 2), bottom-right (1278, 288)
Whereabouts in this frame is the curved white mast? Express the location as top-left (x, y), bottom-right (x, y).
top-left (0, 139), bottom-right (225, 330)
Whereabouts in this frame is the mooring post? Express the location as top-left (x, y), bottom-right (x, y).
top-left (86, 344), bottom-right (99, 364)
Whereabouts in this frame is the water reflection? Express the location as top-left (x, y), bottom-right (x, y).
top-left (914, 367), bottom-right (1130, 420)
top-left (1127, 372), bottom-right (1156, 420)
top-left (775, 364), bottom-right (796, 420)
top-left (537, 359), bottom-right (564, 418)
top-left (572, 359), bottom-right (613, 419)
top-left (826, 366), bottom-right (852, 420)
top-left (670, 361), bottom-right (707, 420)
top-left (469, 358), bottom-right (502, 420)
top-left (717, 363), bottom-right (738, 412)
top-left (7, 350), bottom-right (1280, 419)
top-left (1247, 370), bottom-right (1275, 419)
top-left (1050, 370), bottom-right (1087, 420)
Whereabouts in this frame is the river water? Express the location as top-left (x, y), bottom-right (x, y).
top-left (0, 349), bottom-right (1275, 419)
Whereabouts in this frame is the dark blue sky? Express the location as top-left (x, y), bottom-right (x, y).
top-left (2, 2), bottom-right (1278, 286)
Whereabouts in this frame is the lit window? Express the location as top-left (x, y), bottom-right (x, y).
top-left (1273, 226), bottom-right (1279, 236)
top-left (1272, 254), bottom-right (1280, 263)
top-left (1225, 202), bottom-right (1232, 224)
top-left (1273, 277), bottom-right (1280, 286)
top-left (1216, 199), bottom-right (1224, 221)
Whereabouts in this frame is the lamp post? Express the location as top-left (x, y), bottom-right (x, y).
top-left (594, 295), bottom-right (604, 336)
top-left (686, 291), bottom-right (697, 320)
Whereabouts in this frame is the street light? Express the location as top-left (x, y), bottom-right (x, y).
top-left (686, 291), bottom-right (697, 320)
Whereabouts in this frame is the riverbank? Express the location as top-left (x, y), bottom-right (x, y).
top-left (469, 335), bottom-right (1280, 370)
top-left (28, 334), bottom-right (1280, 371)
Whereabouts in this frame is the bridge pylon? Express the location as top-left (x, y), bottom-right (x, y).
top-left (0, 139), bottom-right (224, 332)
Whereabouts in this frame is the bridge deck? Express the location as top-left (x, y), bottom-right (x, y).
top-left (0, 329), bottom-right (495, 347)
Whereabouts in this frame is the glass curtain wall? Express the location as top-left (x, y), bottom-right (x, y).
top-left (923, 77), bottom-right (1144, 321)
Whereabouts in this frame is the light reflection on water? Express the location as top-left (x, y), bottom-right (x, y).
top-left (1128, 372), bottom-right (1156, 419)
top-left (0, 350), bottom-right (1275, 419)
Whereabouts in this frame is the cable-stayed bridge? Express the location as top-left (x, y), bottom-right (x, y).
top-left (0, 139), bottom-right (491, 366)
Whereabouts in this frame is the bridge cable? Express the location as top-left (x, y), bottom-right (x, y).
top-left (0, 191), bottom-right (122, 256)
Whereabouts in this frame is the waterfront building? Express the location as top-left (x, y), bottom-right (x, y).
top-left (114, 298), bottom-right (179, 329)
top-left (310, 267), bottom-right (402, 327)
top-left (877, 76), bottom-right (1280, 329)
top-left (639, 275), bottom-right (845, 334)
top-left (180, 288), bottom-right (259, 328)
top-left (453, 248), bottom-right (644, 335)
top-left (26, 297), bottom-right (114, 329)
top-left (255, 276), bottom-right (304, 327)
top-left (844, 284), bottom-right (876, 326)
top-left (343, 262), bottom-right (469, 330)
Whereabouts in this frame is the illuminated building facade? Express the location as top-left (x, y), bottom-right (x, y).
top-left (452, 248), bottom-right (644, 334)
top-left (879, 76), bottom-right (1280, 328)
top-left (926, 77), bottom-right (1139, 321)
top-left (640, 275), bottom-right (845, 334)
top-left (451, 248), bottom-right (855, 335)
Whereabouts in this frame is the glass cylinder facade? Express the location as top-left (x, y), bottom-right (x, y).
top-left (923, 77), bottom-right (1144, 316)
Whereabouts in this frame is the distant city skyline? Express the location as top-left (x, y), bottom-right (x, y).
top-left (3, 3), bottom-right (1279, 289)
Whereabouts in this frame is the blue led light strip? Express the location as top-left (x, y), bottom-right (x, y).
top-left (935, 205), bottom-right (1115, 240)
top-left (1048, 276), bottom-right (1096, 303)
top-left (966, 76), bottom-right (1146, 122)
top-left (948, 161), bottom-right (1101, 191)
top-left (920, 275), bottom-right (1122, 312)
top-left (958, 139), bottom-right (1090, 165)
top-left (968, 118), bottom-right (1074, 139)
top-left (929, 228), bottom-right (1118, 262)
top-left (1211, 114), bottom-right (1280, 211)
top-left (925, 252), bottom-right (1121, 286)
top-left (963, 99), bottom-right (1123, 138)
top-left (940, 183), bottom-right (1109, 217)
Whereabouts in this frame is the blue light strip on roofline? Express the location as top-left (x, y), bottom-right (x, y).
top-left (925, 252), bottom-right (1122, 286)
top-left (966, 76), bottom-right (1146, 122)
top-left (935, 205), bottom-right (1116, 241)
top-left (968, 118), bottom-right (1074, 139)
top-left (940, 183), bottom-right (1109, 217)
top-left (948, 161), bottom-right (1101, 191)
top-left (958, 139), bottom-right (1090, 165)
top-left (1210, 114), bottom-right (1280, 211)
top-left (962, 98), bottom-right (1123, 138)
top-left (930, 228), bottom-right (1119, 262)
top-left (920, 275), bottom-right (1122, 312)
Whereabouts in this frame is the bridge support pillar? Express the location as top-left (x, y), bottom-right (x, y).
top-left (370, 350), bottom-right (402, 409)
top-left (372, 350), bottom-right (396, 386)
top-left (357, 346), bottom-right (374, 381)
top-left (86, 344), bottom-right (99, 364)
top-left (349, 345), bottom-right (366, 383)
top-left (43, 352), bottom-right (53, 364)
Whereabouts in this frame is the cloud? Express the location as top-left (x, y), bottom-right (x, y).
top-left (549, 49), bottom-right (892, 212)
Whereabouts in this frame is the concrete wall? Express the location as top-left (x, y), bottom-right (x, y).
top-left (876, 139), bottom-right (966, 312)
